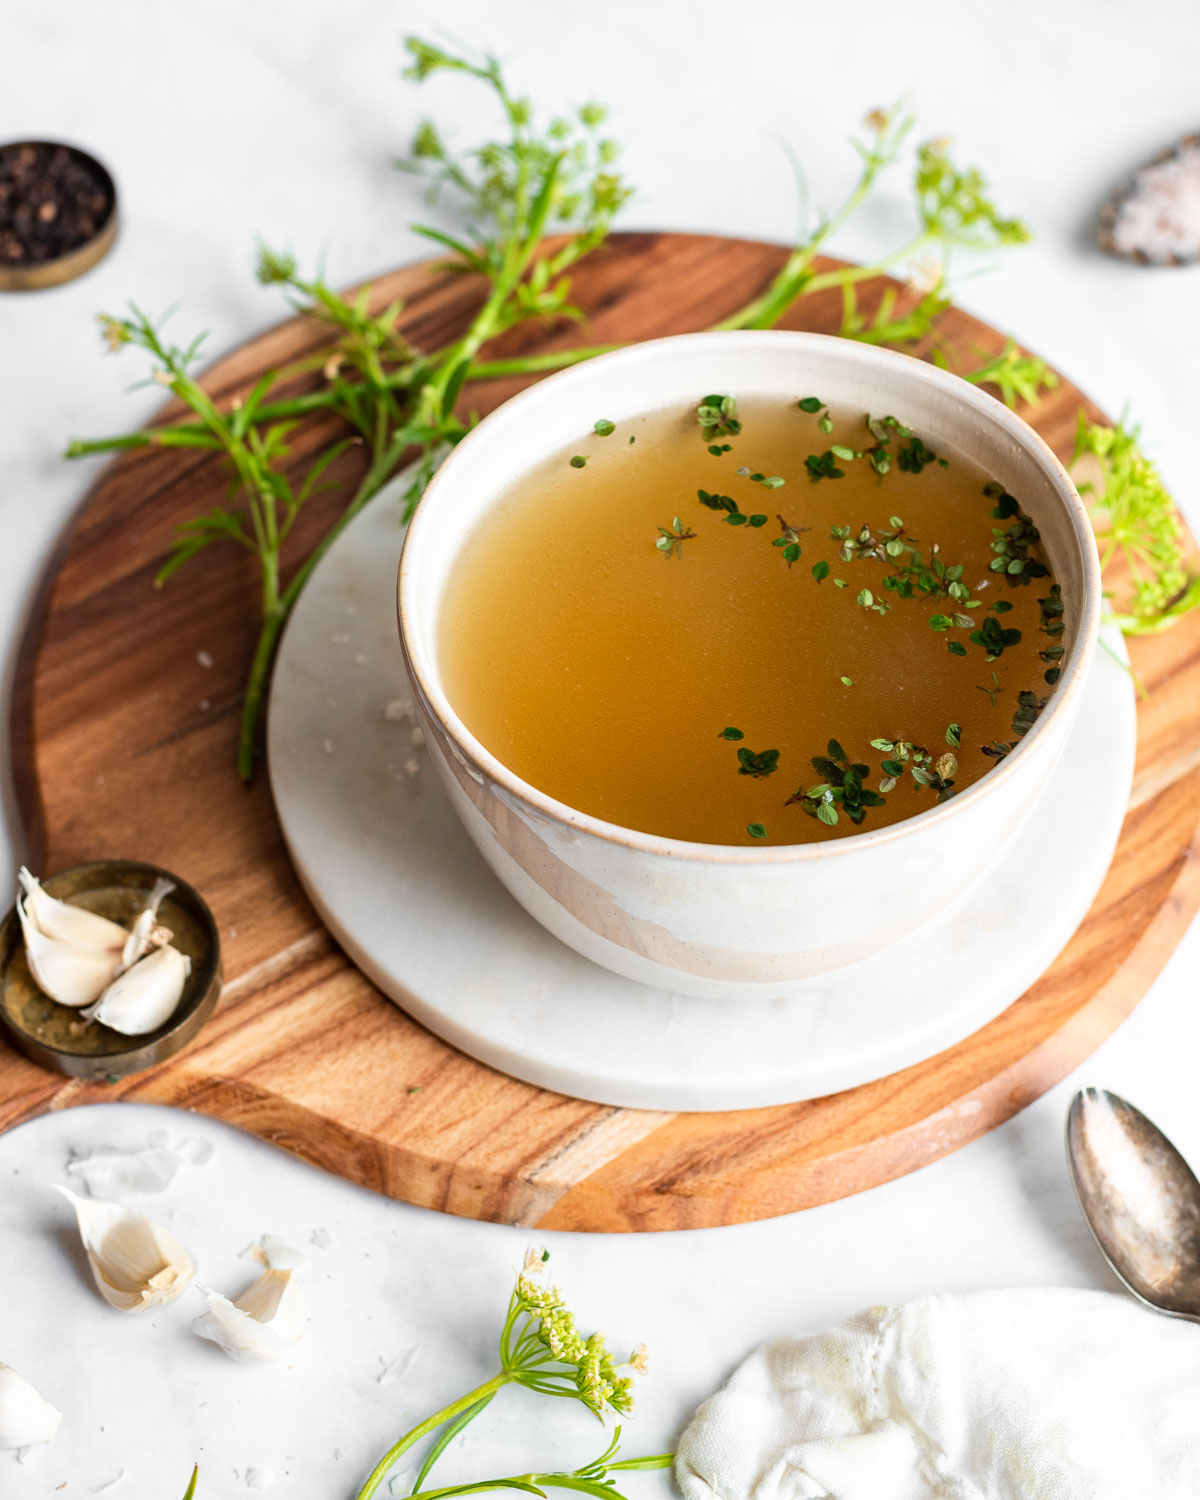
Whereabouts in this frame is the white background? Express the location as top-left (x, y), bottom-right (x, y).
top-left (2, 1), bottom-right (1200, 1495)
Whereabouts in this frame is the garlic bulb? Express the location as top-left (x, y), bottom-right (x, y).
top-left (16, 894), bottom-right (119, 1008)
top-left (0, 1363), bottom-right (61, 1450)
top-left (83, 944), bottom-right (191, 1036)
top-left (193, 1268), bottom-right (305, 1364)
top-left (17, 868), bottom-right (127, 952)
top-left (119, 877), bottom-right (175, 971)
top-left (56, 1187), bottom-right (195, 1312)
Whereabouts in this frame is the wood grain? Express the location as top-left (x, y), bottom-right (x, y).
top-left (6, 231), bottom-right (1199, 1232)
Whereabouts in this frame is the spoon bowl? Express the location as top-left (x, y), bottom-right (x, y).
top-left (1066, 1087), bottom-right (1200, 1322)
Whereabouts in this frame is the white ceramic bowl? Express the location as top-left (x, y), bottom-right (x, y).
top-left (398, 331), bottom-right (1100, 999)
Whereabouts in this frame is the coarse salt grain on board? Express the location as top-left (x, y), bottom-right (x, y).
top-left (1099, 132), bottom-right (1200, 265)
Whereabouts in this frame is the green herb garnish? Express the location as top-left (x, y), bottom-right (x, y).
top-left (856, 587), bottom-right (890, 615)
top-left (945, 722), bottom-right (961, 746)
top-left (981, 689), bottom-right (1046, 760)
top-left (655, 517), bottom-right (696, 558)
top-left (697, 393), bottom-right (741, 442)
top-left (969, 614), bottom-right (1022, 661)
top-left (977, 671), bottom-right (1001, 706)
top-left (787, 738), bottom-right (885, 826)
top-left (873, 738), bottom-right (956, 799)
top-left (987, 499), bottom-right (1050, 585)
top-left (805, 451), bottom-right (845, 482)
top-left (736, 746), bottom-right (780, 779)
top-left (747, 823), bottom-right (768, 840)
top-left (1073, 417), bottom-right (1200, 633)
top-left (773, 515), bottom-right (807, 566)
top-left (719, 726), bottom-right (745, 741)
top-left (593, 418), bottom-right (615, 436)
top-left (812, 559), bottom-right (830, 582)
top-left (896, 434), bottom-right (945, 473)
top-left (841, 676), bottom-right (855, 687)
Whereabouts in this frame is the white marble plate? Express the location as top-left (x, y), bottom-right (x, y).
top-left (268, 483), bottom-right (1136, 1111)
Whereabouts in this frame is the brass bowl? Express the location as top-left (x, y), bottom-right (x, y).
top-left (0, 140), bottom-right (118, 292)
top-left (0, 860), bottom-right (221, 1079)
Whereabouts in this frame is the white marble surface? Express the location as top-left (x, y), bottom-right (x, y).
top-left (2, 0), bottom-right (1200, 1494)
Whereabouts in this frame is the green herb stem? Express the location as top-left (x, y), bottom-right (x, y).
top-left (355, 1374), bottom-right (512, 1500)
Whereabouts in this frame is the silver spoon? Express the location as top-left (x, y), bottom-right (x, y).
top-left (1066, 1087), bottom-right (1200, 1322)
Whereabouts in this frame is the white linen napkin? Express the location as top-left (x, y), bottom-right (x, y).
top-left (675, 1288), bottom-right (1200, 1500)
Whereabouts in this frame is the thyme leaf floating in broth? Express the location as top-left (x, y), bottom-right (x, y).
top-left (773, 515), bottom-right (807, 567)
top-left (696, 393), bottom-right (741, 443)
top-left (655, 516), bottom-right (696, 559)
top-left (786, 739), bottom-right (884, 827)
top-left (735, 747), bottom-right (780, 779)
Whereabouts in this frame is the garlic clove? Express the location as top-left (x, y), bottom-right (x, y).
top-left (240, 1234), bottom-right (306, 1271)
top-left (83, 944), bottom-right (191, 1036)
top-left (192, 1268), bottom-right (305, 1364)
top-left (0, 1363), bottom-right (61, 1450)
top-left (56, 1186), bottom-right (195, 1312)
top-left (16, 895), bottom-right (119, 1008)
top-left (119, 877), bottom-right (176, 971)
top-left (17, 868), bottom-right (127, 952)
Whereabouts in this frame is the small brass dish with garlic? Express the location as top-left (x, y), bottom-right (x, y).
top-left (0, 859), bottom-right (220, 1079)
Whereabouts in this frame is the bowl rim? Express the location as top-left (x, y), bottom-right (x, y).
top-left (397, 329), bottom-right (1101, 865)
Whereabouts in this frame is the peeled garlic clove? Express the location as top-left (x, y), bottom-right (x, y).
top-left (120, 877), bottom-right (176, 971)
top-left (193, 1268), bottom-right (304, 1364)
top-left (83, 944), bottom-right (190, 1036)
top-left (17, 895), bottom-right (119, 1008)
top-left (17, 868), bottom-right (128, 952)
top-left (56, 1186), bottom-right (195, 1312)
top-left (0, 1363), bottom-right (61, 1450)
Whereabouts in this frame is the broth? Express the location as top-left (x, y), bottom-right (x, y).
top-left (438, 396), bottom-right (1064, 845)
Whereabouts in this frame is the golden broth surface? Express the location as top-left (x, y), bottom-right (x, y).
top-left (438, 399), bottom-right (1061, 845)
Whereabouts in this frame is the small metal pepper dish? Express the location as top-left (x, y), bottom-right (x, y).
top-left (0, 139), bottom-right (119, 292)
top-left (0, 859), bottom-right (221, 1079)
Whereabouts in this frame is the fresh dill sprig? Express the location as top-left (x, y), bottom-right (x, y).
top-left (1072, 415), bottom-right (1200, 632)
top-left (67, 35), bottom-right (632, 780)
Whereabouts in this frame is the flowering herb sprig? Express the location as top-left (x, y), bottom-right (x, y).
top-left (354, 1250), bottom-right (653, 1500)
top-left (1072, 416), bottom-right (1200, 633)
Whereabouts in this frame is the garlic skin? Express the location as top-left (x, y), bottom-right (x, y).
top-left (119, 877), bottom-right (176, 971)
top-left (0, 1363), bottom-right (61, 1450)
top-left (193, 1268), bottom-right (305, 1364)
top-left (17, 868), bottom-right (127, 952)
top-left (56, 1187), bottom-right (195, 1312)
top-left (83, 943), bottom-right (191, 1036)
top-left (16, 895), bottom-right (119, 1008)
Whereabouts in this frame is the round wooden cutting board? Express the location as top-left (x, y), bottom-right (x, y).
top-left (7, 233), bottom-right (1200, 1232)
